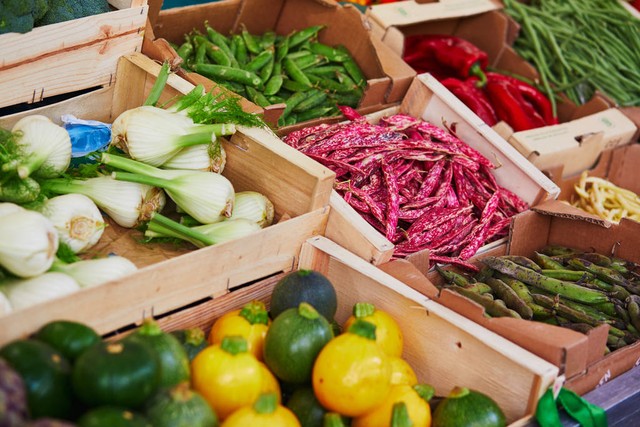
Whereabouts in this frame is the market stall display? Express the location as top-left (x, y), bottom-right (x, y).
top-left (2, 0), bottom-right (640, 424)
top-left (0, 236), bottom-right (559, 426)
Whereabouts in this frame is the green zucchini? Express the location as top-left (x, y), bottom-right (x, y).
top-left (263, 302), bottom-right (333, 384)
top-left (77, 406), bottom-right (152, 427)
top-left (170, 328), bottom-right (207, 362)
top-left (123, 319), bottom-right (190, 388)
top-left (0, 339), bottom-right (75, 420)
top-left (34, 320), bottom-right (101, 362)
top-left (270, 269), bottom-right (338, 321)
top-left (145, 382), bottom-right (218, 427)
top-left (72, 340), bottom-right (160, 408)
top-left (432, 387), bottom-right (506, 427)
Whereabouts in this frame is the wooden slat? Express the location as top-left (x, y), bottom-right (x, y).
top-left (0, 209), bottom-right (327, 344)
top-left (0, 4), bottom-right (147, 108)
top-left (325, 190), bottom-right (394, 265)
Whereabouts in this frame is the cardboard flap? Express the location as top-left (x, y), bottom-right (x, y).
top-left (531, 200), bottom-right (612, 228)
top-left (378, 259), bottom-right (438, 298)
top-left (367, 0), bottom-right (502, 29)
top-left (370, 37), bottom-right (417, 103)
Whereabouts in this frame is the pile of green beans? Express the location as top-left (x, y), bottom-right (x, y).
top-left (502, 0), bottom-right (640, 111)
top-left (173, 23), bottom-right (366, 126)
top-left (435, 245), bottom-right (640, 354)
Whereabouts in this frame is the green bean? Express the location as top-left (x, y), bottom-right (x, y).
top-left (276, 37), bottom-right (290, 62)
top-left (283, 58), bottom-right (313, 88)
top-left (567, 259), bottom-right (629, 287)
top-left (241, 24), bottom-right (261, 55)
top-left (531, 294), bottom-right (604, 327)
top-left (195, 42), bottom-right (208, 65)
top-left (288, 25), bottom-right (324, 49)
top-left (293, 90), bottom-right (328, 113)
top-left (260, 31), bottom-right (277, 49)
top-left (533, 252), bottom-right (565, 270)
top-left (193, 64), bottom-right (262, 88)
top-left (337, 45), bottom-right (366, 88)
top-left (296, 106), bottom-right (336, 122)
top-left (279, 90), bottom-right (310, 121)
top-left (502, 256), bottom-right (543, 273)
top-left (541, 269), bottom-right (593, 282)
top-left (447, 285), bottom-right (521, 319)
top-left (627, 296), bottom-right (640, 332)
top-left (176, 41), bottom-right (194, 63)
top-left (305, 65), bottom-right (348, 76)
top-left (282, 78), bottom-right (311, 93)
top-left (309, 42), bottom-right (349, 62)
top-left (486, 278), bottom-right (533, 319)
top-left (461, 282), bottom-right (493, 295)
top-left (495, 273), bottom-right (533, 303)
top-left (205, 24), bottom-right (238, 68)
top-left (260, 56), bottom-right (275, 84)
top-left (232, 34), bottom-right (248, 65)
top-left (435, 265), bottom-right (473, 287)
top-left (244, 49), bottom-right (274, 73)
top-left (293, 54), bottom-right (328, 70)
top-left (245, 86), bottom-right (270, 108)
top-left (264, 74), bottom-right (284, 96)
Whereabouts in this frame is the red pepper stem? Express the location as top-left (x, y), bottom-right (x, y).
top-left (468, 63), bottom-right (487, 87)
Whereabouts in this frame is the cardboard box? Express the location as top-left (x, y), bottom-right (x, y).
top-left (144, 0), bottom-right (416, 128)
top-left (0, 236), bottom-right (559, 425)
top-left (366, 5), bottom-right (639, 178)
top-left (319, 73), bottom-right (559, 267)
top-left (387, 200), bottom-right (640, 393)
top-left (0, 1), bottom-right (148, 110)
top-left (0, 53), bottom-right (335, 343)
top-left (549, 143), bottom-right (640, 221)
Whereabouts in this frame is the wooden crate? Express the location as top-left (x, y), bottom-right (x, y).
top-left (320, 74), bottom-right (560, 268)
top-left (0, 236), bottom-right (558, 425)
top-left (0, 1), bottom-right (148, 110)
top-left (0, 53), bottom-right (335, 343)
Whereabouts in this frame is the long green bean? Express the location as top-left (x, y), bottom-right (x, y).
top-left (503, 0), bottom-right (640, 107)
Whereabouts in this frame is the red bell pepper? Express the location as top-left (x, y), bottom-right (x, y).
top-left (441, 77), bottom-right (498, 126)
top-left (403, 34), bottom-right (488, 85)
top-left (484, 73), bottom-right (550, 132)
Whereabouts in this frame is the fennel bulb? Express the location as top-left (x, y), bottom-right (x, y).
top-left (43, 176), bottom-right (166, 228)
top-left (0, 290), bottom-right (11, 316)
top-left (230, 191), bottom-right (275, 228)
top-left (51, 256), bottom-right (137, 288)
top-left (2, 272), bottom-right (79, 311)
top-left (102, 153), bottom-right (234, 224)
top-left (10, 115), bottom-right (71, 178)
top-left (162, 138), bottom-right (227, 173)
top-left (110, 106), bottom-right (236, 167)
top-left (146, 213), bottom-right (261, 248)
top-left (41, 194), bottom-right (106, 253)
top-left (0, 202), bottom-right (24, 218)
top-left (0, 209), bottom-right (58, 278)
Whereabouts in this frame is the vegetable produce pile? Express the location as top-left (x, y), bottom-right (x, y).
top-left (0, 269), bottom-right (508, 427)
top-left (571, 172), bottom-right (640, 224)
top-left (0, 64), bottom-right (273, 315)
top-left (435, 245), bottom-right (640, 353)
top-left (284, 107), bottom-right (529, 270)
top-left (402, 34), bottom-right (558, 131)
top-left (503, 0), bottom-right (640, 108)
top-left (174, 23), bottom-right (367, 126)
top-left (0, 0), bottom-right (111, 34)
